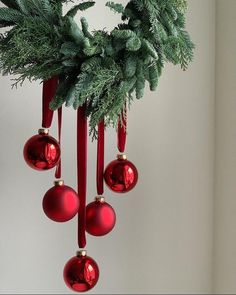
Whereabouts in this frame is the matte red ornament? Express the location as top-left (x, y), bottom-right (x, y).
top-left (43, 180), bottom-right (79, 222)
top-left (104, 154), bottom-right (138, 193)
top-left (86, 197), bottom-right (116, 236)
top-left (23, 129), bottom-right (60, 171)
top-left (63, 250), bottom-right (99, 293)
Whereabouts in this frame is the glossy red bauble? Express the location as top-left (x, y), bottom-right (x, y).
top-left (86, 197), bottom-right (116, 236)
top-left (43, 180), bottom-right (79, 222)
top-left (23, 129), bottom-right (60, 171)
top-left (63, 251), bottom-right (99, 293)
top-left (104, 155), bottom-right (138, 193)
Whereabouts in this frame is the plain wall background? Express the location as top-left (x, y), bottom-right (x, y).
top-left (0, 0), bottom-right (216, 294)
top-left (214, 0), bottom-right (236, 293)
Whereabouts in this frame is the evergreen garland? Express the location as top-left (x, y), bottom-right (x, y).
top-left (0, 0), bottom-right (194, 134)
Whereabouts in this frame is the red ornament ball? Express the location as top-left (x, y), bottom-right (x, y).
top-left (63, 250), bottom-right (99, 293)
top-left (104, 154), bottom-right (138, 193)
top-left (23, 128), bottom-right (60, 171)
top-left (43, 180), bottom-right (79, 222)
top-left (86, 197), bottom-right (116, 236)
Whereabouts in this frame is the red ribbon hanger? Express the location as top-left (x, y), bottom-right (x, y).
top-left (77, 104), bottom-right (88, 248)
top-left (97, 120), bottom-right (105, 196)
top-left (42, 77), bottom-right (58, 128)
top-left (117, 107), bottom-right (127, 153)
top-left (55, 107), bottom-right (62, 179)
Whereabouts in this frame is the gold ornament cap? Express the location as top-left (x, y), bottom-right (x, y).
top-left (95, 196), bottom-right (105, 203)
top-left (54, 180), bottom-right (64, 186)
top-left (38, 128), bottom-right (49, 135)
top-left (117, 154), bottom-right (127, 160)
top-left (76, 250), bottom-right (87, 257)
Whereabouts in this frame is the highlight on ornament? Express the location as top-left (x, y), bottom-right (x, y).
top-left (86, 196), bottom-right (116, 236)
top-left (64, 250), bottom-right (99, 293)
top-left (104, 154), bottom-right (138, 193)
top-left (43, 180), bottom-right (80, 223)
top-left (0, 0), bottom-right (194, 292)
top-left (23, 128), bottom-right (60, 171)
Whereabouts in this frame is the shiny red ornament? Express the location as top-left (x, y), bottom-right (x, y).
top-left (104, 154), bottom-right (138, 193)
top-left (23, 128), bottom-right (60, 171)
top-left (86, 197), bottom-right (116, 236)
top-left (43, 180), bottom-right (79, 222)
top-left (63, 250), bottom-right (99, 293)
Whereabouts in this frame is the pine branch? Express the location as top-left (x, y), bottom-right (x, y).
top-left (0, 7), bottom-right (23, 23)
top-left (106, 1), bottom-right (124, 14)
top-left (0, 0), bottom-right (19, 9)
top-left (65, 1), bottom-right (95, 18)
top-left (16, 0), bottom-right (29, 14)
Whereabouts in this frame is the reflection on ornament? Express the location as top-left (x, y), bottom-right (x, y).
top-left (104, 154), bottom-right (138, 193)
top-left (63, 250), bottom-right (99, 293)
top-left (23, 128), bottom-right (60, 171)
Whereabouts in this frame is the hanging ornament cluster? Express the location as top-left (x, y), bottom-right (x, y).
top-left (22, 77), bottom-right (138, 292)
top-left (0, 0), bottom-right (194, 292)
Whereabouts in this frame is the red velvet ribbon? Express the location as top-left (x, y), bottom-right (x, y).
top-left (97, 120), bottom-right (105, 195)
top-left (55, 107), bottom-right (62, 179)
top-left (42, 77), bottom-right (58, 128)
top-left (77, 105), bottom-right (87, 248)
top-left (117, 107), bottom-right (127, 153)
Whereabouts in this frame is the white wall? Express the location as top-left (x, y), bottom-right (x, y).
top-left (214, 1), bottom-right (236, 293)
top-left (0, 1), bottom-right (215, 294)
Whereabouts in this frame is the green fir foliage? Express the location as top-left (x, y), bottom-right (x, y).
top-left (0, 0), bottom-right (194, 134)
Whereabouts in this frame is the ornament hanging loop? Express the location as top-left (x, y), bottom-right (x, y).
top-left (117, 154), bottom-right (127, 160)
